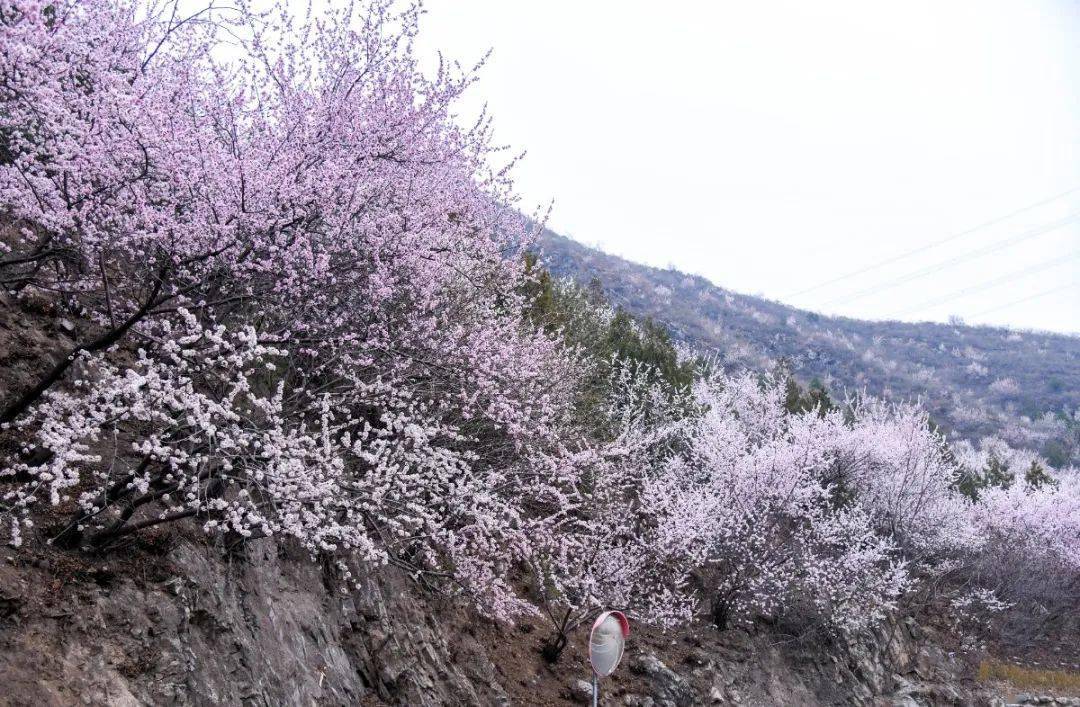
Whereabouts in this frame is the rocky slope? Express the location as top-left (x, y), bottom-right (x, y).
top-left (0, 533), bottom-right (998, 707)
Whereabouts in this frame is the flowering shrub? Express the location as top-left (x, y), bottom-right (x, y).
top-left (646, 373), bottom-right (908, 633)
top-left (525, 358), bottom-right (696, 659)
top-left (834, 399), bottom-right (980, 557)
top-left (960, 473), bottom-right (1080, 646)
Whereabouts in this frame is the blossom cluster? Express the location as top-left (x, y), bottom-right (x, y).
top-left (527, 359), bottom-right (1079, 641)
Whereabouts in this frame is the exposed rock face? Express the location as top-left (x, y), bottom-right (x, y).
top-left (618, 620), bottom-right (982, 707)
top-left (0, 541), bottom-right (506, 706)
top-left (0, 537), bottom-right (993, 706)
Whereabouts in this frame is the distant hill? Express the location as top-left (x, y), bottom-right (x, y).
top-left (537, 229), bottom-right (1080, 466)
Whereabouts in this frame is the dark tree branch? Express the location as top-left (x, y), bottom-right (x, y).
top-left (0, 263), bottom-right (169, 425)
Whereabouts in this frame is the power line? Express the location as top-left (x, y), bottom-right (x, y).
top-left (784, 185), bottom-right (1080, 300)
top-left (891, 251), bottom-right (1080, 318)
top-left (819, 210), bottom-right (1080, 309)
top-left (969, 281), bottom-right (1080, 319)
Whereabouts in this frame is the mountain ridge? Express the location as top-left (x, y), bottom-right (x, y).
top-left (536, 228), bottom-right (1080, 465)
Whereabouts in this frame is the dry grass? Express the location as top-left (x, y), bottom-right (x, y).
top-left (979, 659), bottom-right (1080, 695)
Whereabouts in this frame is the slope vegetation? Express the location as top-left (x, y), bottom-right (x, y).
top-left (539, 229), bottom-right (1080, 465)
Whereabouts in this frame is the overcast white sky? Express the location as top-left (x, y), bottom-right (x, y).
top-left (416, 0), bottom-right (1080, 334)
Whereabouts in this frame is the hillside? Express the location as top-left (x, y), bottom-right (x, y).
top-left (3, 3), bottom-right (1079, 705)
top-left (537, 229), bottom-right (1080, 466)
top-left (0, 289), bottom-right (1009, 706)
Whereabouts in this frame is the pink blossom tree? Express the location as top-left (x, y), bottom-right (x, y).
top-left (0, 0), bottom-right (587, 621)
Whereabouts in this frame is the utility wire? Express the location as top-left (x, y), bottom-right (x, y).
top-left (819, 210), bottom-right (1080, 309)
top-left (891, 251), bottom-right (1080, 318)
top-left (969, 281), bottom-right (1080, 319)
top-left (784, 185), bottom-right (1080, 299)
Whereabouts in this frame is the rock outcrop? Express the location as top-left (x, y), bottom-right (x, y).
top-left (0, 541), bottom-right (507, 706)
top-left (0, 535), bottom-right (999, 706)
top-left (618, 619), bottom-right (979, 707)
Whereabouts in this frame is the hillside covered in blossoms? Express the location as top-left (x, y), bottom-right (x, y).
top-left (539, 230), bottom-right (1080, 468)
top-left (0, 2), bottom-right (1077, 705)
